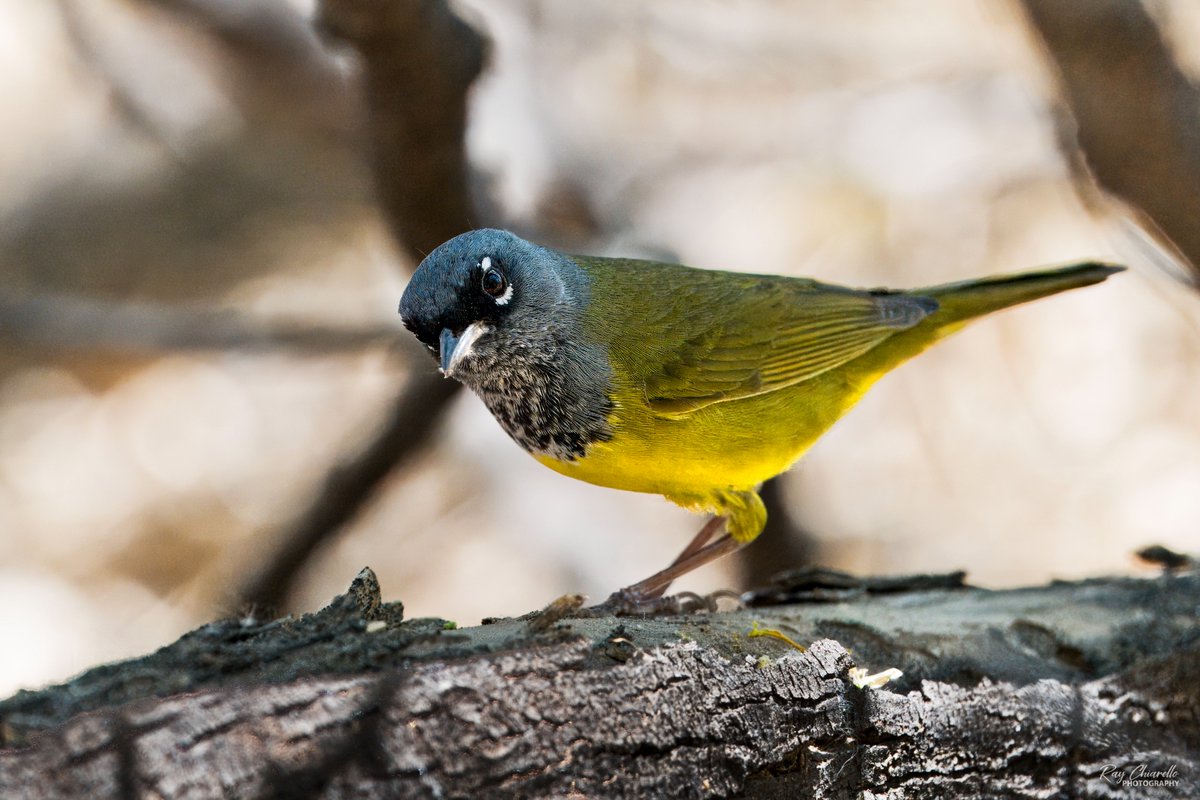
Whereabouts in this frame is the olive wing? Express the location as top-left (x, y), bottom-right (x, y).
top-left (576, 257), bottom-right (938, 417)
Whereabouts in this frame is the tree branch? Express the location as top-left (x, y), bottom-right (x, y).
top-left (3, 567), bottom-right (1197, 797)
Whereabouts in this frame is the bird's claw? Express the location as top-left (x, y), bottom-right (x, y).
top-left (587, 588), bottom-right (744, 617)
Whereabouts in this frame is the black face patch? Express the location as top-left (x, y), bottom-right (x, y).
top-left (401, 260), bottom-right (509, 351)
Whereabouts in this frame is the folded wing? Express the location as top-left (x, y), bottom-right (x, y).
top-left (644, 286), bottom-right (938, 416)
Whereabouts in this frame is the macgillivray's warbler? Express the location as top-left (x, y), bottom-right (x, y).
top-left (399, 229), bottom-right (1122, 606)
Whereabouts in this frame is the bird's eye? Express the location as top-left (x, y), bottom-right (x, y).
top-left (481, 266), bottom-right (508, 298)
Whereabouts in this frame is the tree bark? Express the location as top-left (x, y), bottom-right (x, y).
top-left (2, 567), bottom-right (1196, 798)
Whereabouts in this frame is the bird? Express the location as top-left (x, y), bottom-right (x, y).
top-left (398, 228), bottom-right (1122, 606)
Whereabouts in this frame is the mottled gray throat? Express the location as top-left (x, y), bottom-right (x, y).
top-left (454, 323), bottom-right (614, 462)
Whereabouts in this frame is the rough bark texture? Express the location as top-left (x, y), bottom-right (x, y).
top-left (2, 568), bottom-right (1196, 798)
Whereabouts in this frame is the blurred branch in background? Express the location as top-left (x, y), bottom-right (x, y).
top-left (4, 0), bottom-right (487, 617)
top-left (0, 0), bottom-right (423, 691)
top-left (1017, 0), bottom-right (1200, 286)
top-left (238, 370), bottom-right (460, 612)
top-left (238, 0), bottom-right (487, 611)
top-left (316, 0), bottom-right (487, 255)
top-left (7, 0), bottom-right (363, 306)
top-left (0, 291), bottom-right (405, 357)
top-left (60, 0), bottom-right (348, 154)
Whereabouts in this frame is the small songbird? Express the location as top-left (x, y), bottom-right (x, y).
top-left (399, 229), bottom-right (1121, 605)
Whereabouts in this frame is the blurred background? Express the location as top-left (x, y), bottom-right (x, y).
top-left (1, 0), bottom-right (1198, 696)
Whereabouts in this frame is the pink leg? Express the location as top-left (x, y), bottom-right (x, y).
top-left (667, 515), bottom-right (726, 568)
top-left (616, 528), bottom-right (745, 603)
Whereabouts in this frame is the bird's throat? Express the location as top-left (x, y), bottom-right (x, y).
top-left (467, 343), bottom-right (614, 463)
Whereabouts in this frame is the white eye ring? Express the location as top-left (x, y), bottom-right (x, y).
top-left (480, 256), bottom-right (514, 305)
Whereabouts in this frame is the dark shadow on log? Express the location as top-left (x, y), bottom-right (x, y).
top-left (3, 566), bottom-right (1197, 797)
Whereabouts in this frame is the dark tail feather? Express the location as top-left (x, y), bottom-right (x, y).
top-left (917, 262), bottom-right (1124, 331)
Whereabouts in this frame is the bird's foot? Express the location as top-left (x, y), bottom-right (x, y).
top-left (587, 587), bottom-right (743, 617)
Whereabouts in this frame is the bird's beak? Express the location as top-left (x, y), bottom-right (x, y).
top-left (438, 322), bottom-right (490, 377)
top-left (439, 328), bottom-right (459, 374)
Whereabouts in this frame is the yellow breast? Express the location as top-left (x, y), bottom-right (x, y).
top-left (534, 367), bottom-right (874, 502)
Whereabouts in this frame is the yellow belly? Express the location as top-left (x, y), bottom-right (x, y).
top-left (535, 366), bottom-right (872, 502)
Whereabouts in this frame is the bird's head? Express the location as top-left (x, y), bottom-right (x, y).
top-left (399, 229), bottom-right (579, 382)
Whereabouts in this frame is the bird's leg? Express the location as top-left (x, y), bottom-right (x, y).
top-left (630, 533), bottom-right (744, 598)
top-left (596, 516), bottom-right (725, 608)
top-left (600, 528), bottom-right (746, 611)
top-left (663, 515), bottom-right (727, 574)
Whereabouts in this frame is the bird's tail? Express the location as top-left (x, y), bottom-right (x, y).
top-left (916, 261), bottom-right (1124, 339)
top-left (842, 261), bottom-right (1123, 391)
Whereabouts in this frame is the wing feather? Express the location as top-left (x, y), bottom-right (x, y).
top-left (574, 256), bottom-right (938, 417)
top-left (643, 290), bottom-right (938, 415)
